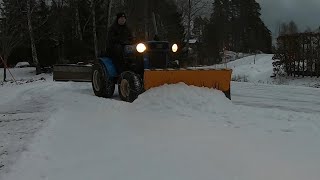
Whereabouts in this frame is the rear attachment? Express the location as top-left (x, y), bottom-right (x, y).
top-left (143, 68), bottom-right (233, 99)
top-left (53, 64), bottom-right (92, 82)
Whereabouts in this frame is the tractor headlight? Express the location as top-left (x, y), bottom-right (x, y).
top-left (136, 43), bottom-right (146, 53)
top-left (172, 44), bottom-right (178, 53)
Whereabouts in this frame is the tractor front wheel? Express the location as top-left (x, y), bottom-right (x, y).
top-left (118, 71), bottom-right (143, 102)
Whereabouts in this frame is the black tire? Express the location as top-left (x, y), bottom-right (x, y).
top-left (91, 62), bottom-right (115, 98)
top-left (168, 60), bottom-right (180, 69)
top-left (118, 71), bottom-right (143, 102)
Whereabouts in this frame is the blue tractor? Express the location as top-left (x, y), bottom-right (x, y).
top-left (91, 41), bottom-right (179, 102)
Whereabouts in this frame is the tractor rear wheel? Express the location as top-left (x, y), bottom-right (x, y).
top-left (92, 63), bottom-right (115, 98)
top-left (118, 71), bottom-right (143, 102)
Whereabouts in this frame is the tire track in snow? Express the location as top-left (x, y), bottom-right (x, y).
top-left (231, 82), bottom-right (320, 130)
top-left (0, 83), bottom-right (57, 177)
top-left (231, 82), bottom-right (320, 114)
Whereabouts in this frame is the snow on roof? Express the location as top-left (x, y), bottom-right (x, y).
top-left (184, 39), bottom-right (198, 44)
top-left (189, 39), bottom-right (197, 44)
top-left (15, 62), bottom-right (30, 68)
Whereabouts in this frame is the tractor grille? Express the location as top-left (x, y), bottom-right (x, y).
top-left (148, 51), bottom-right (167, 69)
top-left (148, 42), bottom-right (170, 50)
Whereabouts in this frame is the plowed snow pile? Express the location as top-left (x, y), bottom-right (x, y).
top-left (133, 83), bottom-right (232, 114)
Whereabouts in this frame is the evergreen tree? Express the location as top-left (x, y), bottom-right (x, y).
top-left (211, 0), bottom-right (231, 50)
top-left (156, 0), bottom-right (185, 44)
top-left (207, 0), bottom-right (271, 54)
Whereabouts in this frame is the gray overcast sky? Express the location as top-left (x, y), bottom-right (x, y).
top-left (257, 0), bottom-right (320, 36)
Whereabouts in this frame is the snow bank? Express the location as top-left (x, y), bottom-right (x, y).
top-left (0, 67), bottom-right (53, 106)
top-left (228, 54), bottom-right (274, 82)
top-left (207, 54), bottom-right (274, 83)
top-left (0, 67), bottom-right (52, 85)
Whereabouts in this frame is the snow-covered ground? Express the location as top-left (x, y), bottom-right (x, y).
top-left (0, 68), bottom-right (56, 178)
top-left (1, 55), bottom-right (320, 180)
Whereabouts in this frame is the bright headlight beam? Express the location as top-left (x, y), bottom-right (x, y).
top-left (172, 44), bottom-right (178, 53)
top-left (136, 43), bottom-right (146, 53)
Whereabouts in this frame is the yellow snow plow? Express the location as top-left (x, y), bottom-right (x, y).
top-left (143, 68), bottom-right (232, 99)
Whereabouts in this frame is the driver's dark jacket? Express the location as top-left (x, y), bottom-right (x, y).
top-left (106, 22), bottom-right (133, 52)
top-left (105, 22), bottom-right (133, 72)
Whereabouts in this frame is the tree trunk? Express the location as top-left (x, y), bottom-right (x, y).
top-left (152, 12), bottom-right (158, 36)
top-left (3, 67), bottom-right (6, 82)
top-left (91, 0), bottom-right (98, 59)
top-left (3, 61), bottom-right (6, 82)
top-left (2, 56), bottom-right (8, 82)
top-left (144, 0), bottom-right (149, 40)
top-left (27, 0), bottom-right (41, 74)
top-left (75, 1), bottom-right (83, 40)
top-left (106, 0), bottom-right (113, 40)
top-left (186, 0), bottom-right (191, 49)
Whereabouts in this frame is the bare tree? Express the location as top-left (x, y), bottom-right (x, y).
top-left (0, 0), bottom-right (24, 81)
top-left (305, 26), bottom-right (312, 33)
top-left (68, 0), bottom-right (83, 40)
top-left (107, 0), bottom-right (113, 28)
top-left (279, 22), bottom-right (288, 35)
top-left (15, 0), bottom-right (41, 74)
top-left (176, 0), bottom-right (209, 25)
top-left (288, 20), bottom-right (299, 34)
top-left (106, 0), bottom-right (122, 40)
top-left (75, 1), bottom-right (82, 40)
top-left (187, 0), bottom-right (191, 48)
top-left (0, 26), bottom-right (22, 82)
top-left (90, 0), bottom-right (98, 59)
top-left (176, 0), bottom-right (209, 51)
top-left (27, 0), bottom-right (41, 74)
top-left (280, 20), bottom-right (299, 35)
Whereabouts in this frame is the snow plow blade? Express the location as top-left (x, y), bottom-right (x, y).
top-left (143, 68), bottom-right (233, 99)
top-left (53, 64), bottom-right (92, 82)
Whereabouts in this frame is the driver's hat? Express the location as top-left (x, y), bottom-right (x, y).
top-left (116, 12), bottom-right (126, 20)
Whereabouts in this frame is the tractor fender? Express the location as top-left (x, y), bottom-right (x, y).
top-left (98, 57), bottom-right (118, 78)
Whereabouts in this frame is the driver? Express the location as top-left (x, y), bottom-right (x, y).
top-left (106, 12), bottom-right (134, 73)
